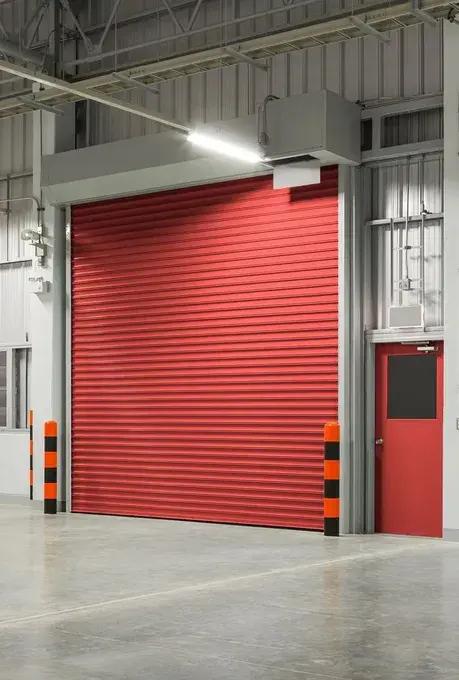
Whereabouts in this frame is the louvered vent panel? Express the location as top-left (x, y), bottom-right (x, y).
top-left (71, 169), bottom-right (338, 529)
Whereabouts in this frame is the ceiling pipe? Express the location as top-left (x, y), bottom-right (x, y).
top-left (0, 58), bottom-right (191, 133)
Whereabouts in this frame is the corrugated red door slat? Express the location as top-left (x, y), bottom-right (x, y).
top-left (71, 168), bottom-right (338, 529)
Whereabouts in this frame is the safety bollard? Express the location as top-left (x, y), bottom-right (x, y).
top-left (44, 421), bottom-right (58, 514)
top-left (324, 422), bottom-right (340, 536)
top-left (28, 410), bottom-right (33, 500)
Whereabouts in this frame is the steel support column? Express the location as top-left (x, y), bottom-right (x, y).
top-left (338, 165), bottom-right (366, 534)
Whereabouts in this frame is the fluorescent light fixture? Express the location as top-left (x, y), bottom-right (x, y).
top-left (188, 131), bottom-right (263, 164)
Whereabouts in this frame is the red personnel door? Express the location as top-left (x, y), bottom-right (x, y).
top-left (375, 342), bottom-right (443, 538)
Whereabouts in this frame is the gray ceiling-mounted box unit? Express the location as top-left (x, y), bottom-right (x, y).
top-left (199, 90), bottom-right (361, 166)
top-left (263, 90), bottom-right (361, 165)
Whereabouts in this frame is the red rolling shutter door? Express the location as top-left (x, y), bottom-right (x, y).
top-left (71, 168), bottom-right (338, 529)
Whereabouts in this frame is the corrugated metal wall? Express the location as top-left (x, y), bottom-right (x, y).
top-left (0, 116), bottom-right (33, 176)
top-left (0, 116), bottom-right (34, 346)
top-left (363, 152), bottom-right (444, 331)
top-left (89, 23), bottom-right (443, 144)
top-left (366, 152), bottom-right (444, 220)
top-left (0, 175), bottom-right (35, 261)
top-left (369, 217), bottom-right (443, 330)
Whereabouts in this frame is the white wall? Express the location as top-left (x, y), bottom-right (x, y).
top-left (0, 116), bottom-right (33, 498)
top-left (0, 432), bottom-right (28, 495)
top-left (443, 20), bottom-right (459, 539)
top-left (0, 107), bottom-right (72, 500)
top-left (27, 108), bottom-right (74, 507)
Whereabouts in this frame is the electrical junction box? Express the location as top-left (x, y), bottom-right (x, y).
top-left (28, 276), bottom-right (50, 295)
top-left (389, 304), bottom-right (424, 328)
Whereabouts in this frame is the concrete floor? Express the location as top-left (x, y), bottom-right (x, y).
top-left (1, 503), bottom-right (459, 680)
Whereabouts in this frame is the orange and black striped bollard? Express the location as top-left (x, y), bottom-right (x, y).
top-left (44, 420), bottom-right (58, 514)
top-left (324, 422), bottom-right (340, 536)
top-left (28, 410), bottom-right (33, 500)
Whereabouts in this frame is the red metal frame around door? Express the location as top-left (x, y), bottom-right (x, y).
top-left (375, 342), bottom-right (443, 538)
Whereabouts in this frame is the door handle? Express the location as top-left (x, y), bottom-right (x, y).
top-left (375, 438), bottom-right (384, 445)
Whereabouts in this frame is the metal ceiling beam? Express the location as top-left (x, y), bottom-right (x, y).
top-left (64, 0), bottom-right (444, 68)
top-left (18, 95), bottom-right (64, 115)
top-left (0, 37), bottom-right (45, 66)
top-left (0, 59), bottom-right (191, 132)
top-left (0, 0), bottom-right (449, 120)
top-left (59, 0), bottom-right (94, 53)
top-left (349, 15), bottom-right (391, 42)
top-left (223, 46), bottom-right (268, 72)
top-left (161, 0), bottom-right (186, 33)
top-left (78, 0), bottom-right (445, 76)
top-left (112, 72), bottom-right (160, 95)
top-left (95, 0), bottom-right (124, 52)
top-left (0, 87), bottom-right (32, 101)
top-left (0, 16), bottom-right (8, 37)
top-left (187, 0), bottom-right (205, 31)
top-left (66, 0), bottom-right (325, 66)
top-left (22, 0), bottom-right (50, 49)
top-left (411, 0), bottom-right (438, 25)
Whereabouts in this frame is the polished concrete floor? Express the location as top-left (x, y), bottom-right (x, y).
top-left (0, 501), bottom-right (459, 679)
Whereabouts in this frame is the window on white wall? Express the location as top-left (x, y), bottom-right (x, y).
top-left (14, 349), bottom-right (31, 429)
top-left (0, 347), bottom-right (31, 430)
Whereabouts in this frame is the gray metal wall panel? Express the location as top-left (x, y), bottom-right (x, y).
top-left (366, 152), bottom-right (443, 331)
top-left (0, 172), bottom-right (33, 345)
top-left (89, 23), bottom-right (443, 144)
top-left (370, 218), bottom-right (443, 329)
top-left (0, 115), bottom-right (33, 176)
top-left (0, 176), bottom-right (34, 262)
top-left (368, 152), bottom-right (443, 219)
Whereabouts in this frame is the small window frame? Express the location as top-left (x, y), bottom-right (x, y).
top-left (387, 354), bottom-right (437, 420)
top-left (0, 345), bottom-right (31, 431)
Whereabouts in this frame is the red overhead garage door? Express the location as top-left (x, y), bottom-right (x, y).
top-left (71, 168), bottom-right (338, 529)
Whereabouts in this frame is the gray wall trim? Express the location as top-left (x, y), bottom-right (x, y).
top-left (338, 165), bottom-right (365, 534)
top-left (338, 167), bottom-right (348, 533)
top-left (44, 156), bottom-right (269, 206)
top-left (364, 340), bottom-right (376, 533)
top-left (0, 493), bottom-right (30, 505)
top-left (366, 328), bottom-right (444, 343)
top-left (442, 21), bottom-right (459, 534)
top-left (443, 529), bottom-right (459, 541)
top-left (0, 494), bottom-right (66, 512)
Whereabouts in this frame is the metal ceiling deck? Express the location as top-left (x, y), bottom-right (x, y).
top-left (0, 0), bottom-right (451, 121)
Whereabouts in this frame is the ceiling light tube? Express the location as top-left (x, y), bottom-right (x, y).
top-left (187, 131), bottom-right (263, 164)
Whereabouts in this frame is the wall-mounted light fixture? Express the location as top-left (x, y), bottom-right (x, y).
top-left (20, 229), bottom-right (42, 245)
top-left (20, 227), bottom-right (46, 263)
top-left (187, 131), bottom-right (264, 164)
